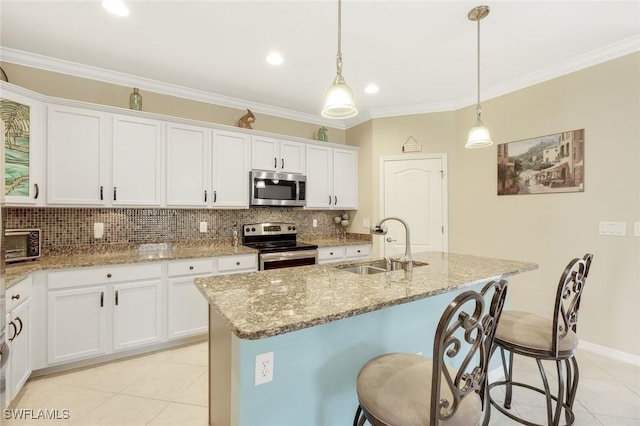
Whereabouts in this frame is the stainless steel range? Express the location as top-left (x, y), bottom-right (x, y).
top-left (242, 223), bottom-right (318, 270)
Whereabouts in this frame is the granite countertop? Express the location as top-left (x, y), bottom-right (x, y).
top-left (3, 234), bottom-right (371, 289)
top-left (195, 251), bottom-right (538, 340)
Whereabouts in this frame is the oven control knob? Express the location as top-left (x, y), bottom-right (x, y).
top-left (251, 227), bottom-right (256, 232)
top-left (292, 226), bottom-right (296, 231)
top-left (246, 227), bottom-right (250, 233)
top-left (287, 226), bottom-right (292, 230)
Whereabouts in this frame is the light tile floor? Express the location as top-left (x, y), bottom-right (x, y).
top-left (7, 343), bottom-right (640, 425)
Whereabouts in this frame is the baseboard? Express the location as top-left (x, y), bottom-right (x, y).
top-left (579, 339), bottom-right (640, 367)
top-left (488, 366), bottom-right (504, 383)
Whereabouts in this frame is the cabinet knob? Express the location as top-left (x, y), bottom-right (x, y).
top-left (11, 294), bottom-right (20, 300)
top-left (329, 252), bottom-right (334, 256)
top-left (357, 250), bottom-right (361, 253)
top-left (236, 261), bottom-right (241, 266)
top-left (189, 265), bottom-right (194, 270)
top-left (107, 273), bottom-right (112, 278)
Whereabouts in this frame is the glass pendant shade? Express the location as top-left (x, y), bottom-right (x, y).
top-left (322, 76), bottom-right (358, 119)
top-left (466, 118), bottom-right (493, 148)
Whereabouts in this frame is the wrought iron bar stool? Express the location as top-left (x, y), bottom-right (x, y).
top-left (353, 279), bottom-right (508, 426)
top-left (488, 253), bottom-right (593, 426)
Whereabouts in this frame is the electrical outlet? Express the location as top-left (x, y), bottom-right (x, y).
top-left (255, 352), bottom-right (274, 385)
top-left (598, 221), bottom-right (626, 236)
top-left (313, 219), bottom-right (318, 228)
top-left (94, 222), bottom-right (104, 239)
top-left (199, 221), bottom-right (208, 233)
top-left (363, 218), bottom-right (370, 229)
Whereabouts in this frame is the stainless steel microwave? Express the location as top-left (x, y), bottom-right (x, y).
top-left (5, 229), bottom-right (41, 263)
top-left (250, 170), bottom-right (306, 207)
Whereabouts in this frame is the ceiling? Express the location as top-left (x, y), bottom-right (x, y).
top-left (1, 1), bottom-right (639, 128)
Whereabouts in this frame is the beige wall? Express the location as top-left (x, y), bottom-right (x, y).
top-left (0, 62), bottom-right (346, 143)
top-left (349, 52), bottom-right (640, 356)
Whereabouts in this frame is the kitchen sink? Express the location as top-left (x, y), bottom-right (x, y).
top-left (335, 259), bottom-right (428, 274)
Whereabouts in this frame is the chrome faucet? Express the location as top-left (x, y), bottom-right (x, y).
top-left (370, 217), bottom-right (412, 272)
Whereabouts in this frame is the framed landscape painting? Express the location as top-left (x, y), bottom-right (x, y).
top-left (497, 129), bottom-right (585, 196)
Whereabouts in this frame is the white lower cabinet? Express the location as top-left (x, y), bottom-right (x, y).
top-left (47, 286), bottom-right (107, 364)
top-left (47, 263), bottom-right (162, 365)
top-left (113, 280), bottom-right (163, 351)
top-left (318, 244), bottom-right (371, 264)
top-left (6, 276), bottom-right (33, 405)
top-left (167, 258), bottom-right (214, 340)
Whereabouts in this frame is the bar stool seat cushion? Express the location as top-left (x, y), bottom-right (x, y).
top-left (495, 311), bottom-right (579, 357)
top-left (356, 353), bottom-right (482, 426)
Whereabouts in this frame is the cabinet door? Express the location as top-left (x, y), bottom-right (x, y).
top-left (212, 130), bottom-right (250, 208)
top-left (279, 140), bottom-right (305, 174)
top-left (166, 123), bottom-right (209, 206)
top-left (305, 145), bottom-right (333, 209)
top-left (47, 105), bottom-right (110, 205)
top-left (2, 88), bottom-right (46, 205)
top-left (112, 115), bottom-right (162, 206)
top-left (167, 276), bottom-right (208, 339)
top-left (48, 286), bottom-right (107, 364)
top-left (251, 136), bottom-right (278, 171)
top-left (333, 148), bottom-right (358, 209)
top-left (113, 280), bottom-right (163, 352)
top-left (9, 300), bottom-right (31, 399)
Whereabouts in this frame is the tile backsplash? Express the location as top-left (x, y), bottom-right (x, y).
top-left (5, 207), bottom-right (352, 249)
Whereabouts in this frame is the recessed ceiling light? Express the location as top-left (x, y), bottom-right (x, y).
top-left (266, 52), bottom-right (284, 66)
top-left (102, 0), bottom-right (129, 16)
top-left (365, 84), bottom-right (379, 94)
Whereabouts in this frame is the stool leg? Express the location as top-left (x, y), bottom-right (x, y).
top-left (353, 405), bottom-right (364, 426)
top-left (553, 360), bottom-right (565, 425)
top-left (536, 359), bottom-right (554, 425)
top-left (500, 347), bottom-right (514, 409)
top-left (565, 356), bottom-right (579, 424)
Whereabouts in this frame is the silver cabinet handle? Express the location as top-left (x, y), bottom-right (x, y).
top-left (334, 195), bottom-right (337, 205)
top-left (214, 190), bottom-right (217, 203)
top-left (113, 186), bottom-right (117, 201)
top-left (281, 158), bottom-right (284, 169)
top-left (100, 291), bottom-right (104, 307)
top-left (274, 157), bottom-right (277, 168)
top-left (115, 290), bottom-right (119, 306)
top-left (204, 190), bottom-right (207, 203)
top-left (386, 237), bottom-right (397, 242)
top-left (329, 195), bottom-right (332, 205)
top-left (100, 185), bottom-right (104, 201)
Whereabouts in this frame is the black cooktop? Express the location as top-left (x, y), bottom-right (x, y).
top-left (244, 241), bottom-right (318, 254)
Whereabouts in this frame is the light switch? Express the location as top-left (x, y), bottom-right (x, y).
top-left (598, 221), bottom-right (626, 236)
top-left (199, 222), bottom-right (208, 233)
top-left (94, 222), bottom-right (104, 239)
top-left (312, 219), bottom-right (318, 228)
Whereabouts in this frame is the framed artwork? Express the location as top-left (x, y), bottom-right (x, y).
top-left (1, 97), bottom-right (31, 197)
top-left (497, 129), bottom-right (585, 196)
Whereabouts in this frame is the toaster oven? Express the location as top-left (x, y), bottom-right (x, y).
top-left (4, 229), bottom-right (41, 263)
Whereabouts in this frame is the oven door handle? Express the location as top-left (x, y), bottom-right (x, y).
top-left (260, 250), bottom-right (318, 262)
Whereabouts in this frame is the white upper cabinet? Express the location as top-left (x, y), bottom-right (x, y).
top-left (2, 85), bottom-right (46, 206)
top-left (212, 130), bottom-right (250, 208)
top-left (251, 136), bottom-right (305, 174)
top-left (332, 148), bottom-right (358, 209)
top-left (305, 145), bottom-right (358, 210)
top-left (47, 104), bottom-right (110, 205)
top-left (166, 123), bottom-right (210, 207)
top-left (112, 115), bottom-right (163, 206)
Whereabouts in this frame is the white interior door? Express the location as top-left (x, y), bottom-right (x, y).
top-left (381, 155), bottom-right (447, 258)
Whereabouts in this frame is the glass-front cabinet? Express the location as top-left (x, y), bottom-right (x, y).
top-left (0, 84), bottom-right (45, 205)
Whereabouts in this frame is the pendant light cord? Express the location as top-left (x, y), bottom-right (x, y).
top-left (336, 0), bottom-right (343, 77)
top-left (476, 17), bottom-right (482, 121)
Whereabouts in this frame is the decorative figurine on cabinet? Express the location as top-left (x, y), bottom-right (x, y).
top-left (317, 126), bottom-right (328, 142)
top-left (237, 109), bottom-right (255, 129)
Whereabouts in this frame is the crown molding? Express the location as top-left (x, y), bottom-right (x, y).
top-left (0, 47), bottom-right (349, 131)
top-left (2, 35), bottom-right (639, 130)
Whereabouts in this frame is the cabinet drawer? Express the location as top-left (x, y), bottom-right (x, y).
top-left (318, 246), bottom-right (346, 262)
top-left (168, 258), bottom-right (214, 277)
top-left (48, 263), bottom-right (162, 290)
top-left (217, 254), bottom-right (257, 273)
top-left (345, 244), bottom-right (370, 258)
top-left (7, 276), bottom-right (33, 312)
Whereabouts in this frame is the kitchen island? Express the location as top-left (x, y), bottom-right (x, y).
top-left (195, 251), bottom-right (537, 426)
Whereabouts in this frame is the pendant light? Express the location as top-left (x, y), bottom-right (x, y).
top-left (466, 5), bottom-right (493, 148)
top-left (322, 0), bottom-right (358, 119)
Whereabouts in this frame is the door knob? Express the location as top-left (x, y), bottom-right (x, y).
top-left (386, 237), bottom-right (397, 243)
